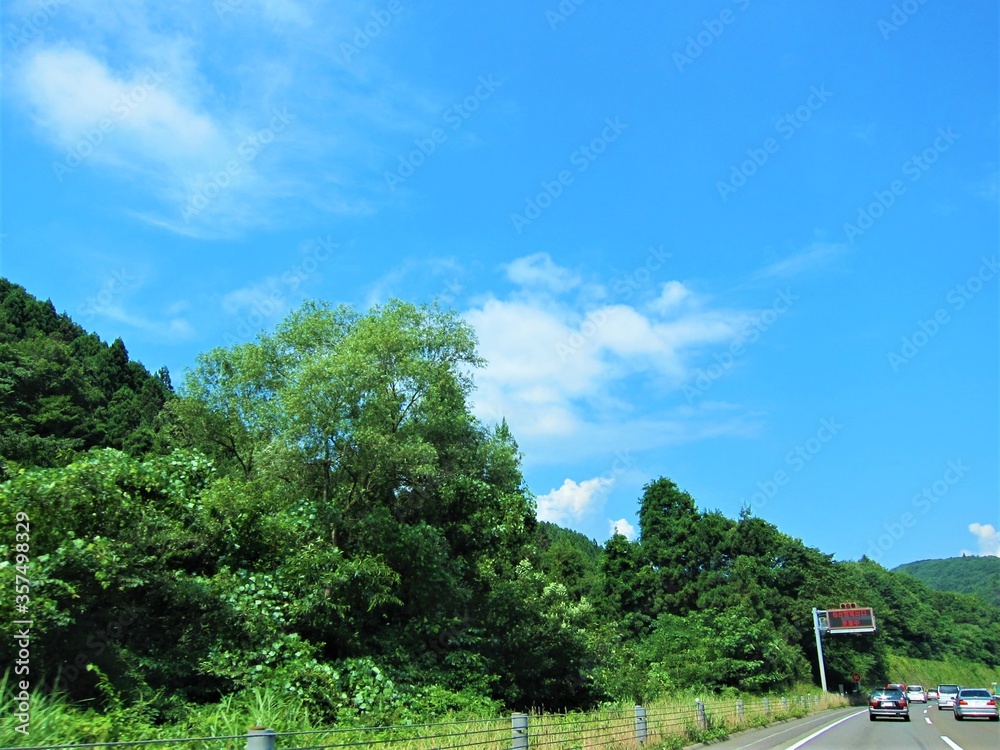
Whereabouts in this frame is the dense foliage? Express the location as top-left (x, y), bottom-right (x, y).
top-left (1, 283), bottom-right (998, 734)
top-left (894, 556), bottom-right (1000, 609)
top-left (0, 280), bottom-right (172, 477)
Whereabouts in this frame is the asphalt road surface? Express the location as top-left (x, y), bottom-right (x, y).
top-left (695, 704), bottom-right (1000, 750)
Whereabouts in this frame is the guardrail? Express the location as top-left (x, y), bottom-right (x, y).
top-left (2, 693), bottom-right (846, 750)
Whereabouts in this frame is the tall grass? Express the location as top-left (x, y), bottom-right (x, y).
top-left (1, 676), bottom-right (849, 750)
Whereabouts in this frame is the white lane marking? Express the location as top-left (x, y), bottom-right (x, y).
top-left (735, 711), bottom-right (850, 749)
top-left (782, 709), bottom-right (867, 750)
top-left (925, 716), bottom-right (933, 724)
top-left (940, 737), bottom-right (964, 750)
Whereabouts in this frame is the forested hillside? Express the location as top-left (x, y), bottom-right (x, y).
top-left (2, 282), bottom-right (998, 734)
top-left (0, 279), bottom-right (173, 477)
top-left (895, 556), bottom-right (1000, 609)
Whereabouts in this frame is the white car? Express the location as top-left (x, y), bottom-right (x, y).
top-left (906, 685), bottom-right (927, 703)
top-left (954, 688), bottom-right (999, 721)
top-left (937, 684), bottom-right (961, 710)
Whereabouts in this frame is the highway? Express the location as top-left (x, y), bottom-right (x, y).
top-left (697, 704), bottom-right (1000, 750)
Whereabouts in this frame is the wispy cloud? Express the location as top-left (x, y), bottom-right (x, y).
top-left (5, 1), bottom-right (444, 236)
top-left (504, 252), bottom-right (581, 292)
top-left (96, 303), bottom-right (195, 341)
top-left (751, 242), bottom-right (845, 281)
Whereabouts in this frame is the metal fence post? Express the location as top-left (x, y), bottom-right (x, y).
top-left (247, 727), bottom-right (276, 750)
top-left (635, 705), bottom-right (647, 744)
top-left (512, 713), bottom-right (528, 750)
top-left (737, 699), bottom-right (744, 721)
top-left (764, 697), bottom-right (770, 715)
top-left (696, 699), bottom-right (707, 730)
top-left (781, 696), bottom-right (788, 711)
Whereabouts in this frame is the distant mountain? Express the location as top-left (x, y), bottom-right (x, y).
top-left (894, 556), bottom-right (1000, 609)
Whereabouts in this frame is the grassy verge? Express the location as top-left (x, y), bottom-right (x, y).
top-left (885, 655), bottom-right (1000, 690)
top-left (0, 677), bottom-right (850, 749)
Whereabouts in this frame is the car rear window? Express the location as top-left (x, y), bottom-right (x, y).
top-left (961, 689), bottom-right (991, 698)
top-left (939, 685), bottom-right (959, 692)
top-left (873, 689), bottom-right (903, 698)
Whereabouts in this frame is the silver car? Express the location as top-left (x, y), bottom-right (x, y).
top-left (938, 683), bottom-right (961, 710)
top-left (906, 685), bottom-right (927, 703)
top-left (953, 688), bottom-right (999, 721)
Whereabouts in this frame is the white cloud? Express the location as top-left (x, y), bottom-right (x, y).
top-left (609, 518), bottom-right (636, 539)
top-left (651, 280), bottom-right (692, 312)
top-left (968, 522), bottom-right (1000, 556)
top-left (504, 253), bottom-right (581, 292)
top-left (19, 47), bottom-right (225, 169)
top-left (466, 270), bottom-right (753, 445)
top-left (536, 476), bottom-right (612, 525)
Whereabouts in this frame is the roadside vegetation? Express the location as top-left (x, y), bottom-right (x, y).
top-left (1, 279), bottom-right (997, 742)
top-left (884, 655), bottom-right (1000, 691)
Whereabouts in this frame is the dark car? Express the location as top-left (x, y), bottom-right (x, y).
top-left (869, 688), bottom-right (910, 721)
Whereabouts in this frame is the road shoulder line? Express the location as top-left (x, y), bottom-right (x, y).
top-left (783, 709), bottom-right (867, 750)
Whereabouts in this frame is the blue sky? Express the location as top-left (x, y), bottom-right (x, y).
top-left (1, 0), bottom-right (997, 569)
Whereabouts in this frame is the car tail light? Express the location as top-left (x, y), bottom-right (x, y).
top-left (870, 701), bottom-right (878, 707)
top-left (988, 700), bottom-right (996, 706)
top-left (958, 700), bottom-right (968, 705)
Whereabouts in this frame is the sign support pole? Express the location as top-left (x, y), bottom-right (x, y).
top-left (812, 607), bottom-right (828, 693)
